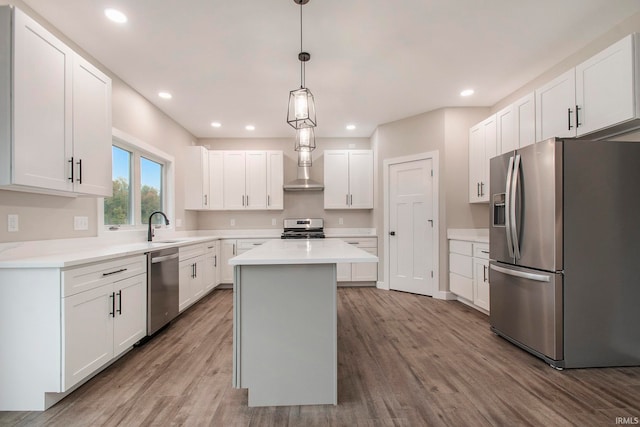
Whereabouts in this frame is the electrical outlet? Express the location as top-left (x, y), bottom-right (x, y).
top-left (271, 218), bottom-right (277, 226)
top-left (230, 218), bottom-right (236, 226)
top-left (74, 216), bottom-right (89, 231)
top-left (339, 217), bottom-right (344, 225)
top-left (348, 143), bottom-right (356, 149)
top-left (8, 214), bottom-right (19, 232)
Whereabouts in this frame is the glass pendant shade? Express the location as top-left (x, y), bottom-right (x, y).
top-left (287, 87), bottom-right (316, 129)
top-left (294, 127), bottom-right (316, 151)
top-left (297, 148), bottom-right (312, 167)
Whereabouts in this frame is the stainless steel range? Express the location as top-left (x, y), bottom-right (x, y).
top-left (281, 218), bottom-right (325, 239)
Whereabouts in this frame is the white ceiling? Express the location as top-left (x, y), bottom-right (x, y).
top-left (20, 0), bottom-right (640, 139)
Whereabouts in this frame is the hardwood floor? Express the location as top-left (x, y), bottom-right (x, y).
top-left (2, 288), bottom-right (639, 426)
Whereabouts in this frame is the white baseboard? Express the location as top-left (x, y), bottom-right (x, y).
top-left (434, 290), bottom-right (457, 300)
top-left (376, 280), bottom-right (389, 290)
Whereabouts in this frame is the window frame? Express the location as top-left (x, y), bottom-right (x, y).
top-left (99, 128), bottom-right (175, 234)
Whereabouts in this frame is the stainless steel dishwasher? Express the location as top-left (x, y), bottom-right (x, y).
top-left (147, 247), bottom-right (179, 335)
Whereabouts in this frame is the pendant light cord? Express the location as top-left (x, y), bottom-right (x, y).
top-left (300, 2), bottom-right (305, 88)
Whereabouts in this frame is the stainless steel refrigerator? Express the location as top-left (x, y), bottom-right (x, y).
top-left (489, 137), bottom-right (640, 369)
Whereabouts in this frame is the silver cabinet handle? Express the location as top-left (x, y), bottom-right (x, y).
top-left (102, 268), bottom-right (127, 276)
top-left (76, 159), bottom-right (83, 184)
top-left (350, 194), bottom-right (353, 205)
top-left (568, 107), bottom-right (573, 130)
top-left (483, 265), bottom-right (487, 282)
top-left (267, 195), bottom-right (270, 206)
top-left (490, 264), bottom-right (550, 282)
top-left (242, 195), bottom-right (245, 206)
top-left (204, 194), bottom-right (208, 206)
top-left (214, 255), bottom-right (217, 267)
top-left (246, 195), bottom-right (249, 206)
top-left (68, 157), bottom-right (74, 182)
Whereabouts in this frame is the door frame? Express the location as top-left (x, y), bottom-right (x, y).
top-left (381, 151), bottom-right (439, 295)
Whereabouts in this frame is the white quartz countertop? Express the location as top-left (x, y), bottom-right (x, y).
top-left (229, 238), bottom-right (378, 265)
top-left (447, 228), bottom-right (489, 243)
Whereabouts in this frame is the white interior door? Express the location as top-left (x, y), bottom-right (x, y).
top-left (389, 159), bottom-right (435, 296)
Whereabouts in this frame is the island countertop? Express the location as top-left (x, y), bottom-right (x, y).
top-left (229, 238), bottom-right (378, 266)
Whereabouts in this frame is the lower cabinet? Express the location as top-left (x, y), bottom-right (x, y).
top-left (220, 239), bottom-right (272, 283)
top-left (179, 244), bottom-right (206, 312)
top-left (62, 255), bottom-right (147, 391)
top-left (336, 237), bottom-right (378, 284)
top-left (449, 240), bottom-right (490, 312)
top-left (204, 241), bottom-right (220, 292)
top-left (63, 273), bottom-right (146, 390)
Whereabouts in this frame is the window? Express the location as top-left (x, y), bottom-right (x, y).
top-left (140, 156), bottom-right (163, 224)
top-left (104, 145), bottom-right (132, 225)
top-left (103, 129), bottom-right (174, 231)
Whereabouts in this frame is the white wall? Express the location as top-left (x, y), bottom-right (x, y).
top-left (196, 137), bottom-right (374, 230)
top-left (0, 1), bottom-right (198, 243)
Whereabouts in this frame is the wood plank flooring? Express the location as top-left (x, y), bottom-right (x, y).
top-left (2, 288), bottom-right (639, 426)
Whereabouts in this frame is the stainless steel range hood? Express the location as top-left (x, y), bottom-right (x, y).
top-left (283, 165), bottom-right (324, 191)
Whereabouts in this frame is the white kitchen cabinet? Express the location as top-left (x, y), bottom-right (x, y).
top-left (448, 239), bottom-right (489, 313)
top-left (62, 255), bottom-right (147, 390)
top-left (209, 151), bottom-right (224, 210)
top-left (0, 6), bottom-right (112, 197)
top-left (335, 238), bottom-right (378, 283)
top-left (536, 33), bottom-right (640, 141)
top-left (204, 241), bottom-right (220, 292)
top-left (266, 151), bottom-right (284, 210)
top-left (223, 151), bottom-right (266, 210)
top-left (179, 244), bottom-right (207, 312)
top-left (536, 69), bottom-right (577, 141)
top-left (468, 115), bottom-right (496, 203)
top-left (184, 146), bottom-right (210, 210)
top-left (496, 93), bottom-right (536, 155)
top-left (219, 239), bottom-right (273, 284)
top-left (245, 151), bottom-right (268, 209)
top-left (220, 239), bottom-right (237, 283)
top-left (324, 150), bottom-right (374, 209)
top-left (223, 152), bottom-right (247, 210)
top-left (71, 54), bottom-right (112, 197)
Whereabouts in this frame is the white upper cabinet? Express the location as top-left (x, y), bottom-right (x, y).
top-left (0, 6), bottom-right (112, 196)
top-left (469, 115), bottom-right (496, 203)
top-left (208, 151), bottom-right (224, 210)
top-left (184, 146), bottom-right (210, 210)
top-left (497, 92), bottom-right (536, 155)
top-left (222, 151), bottom-right (247, 210)
top-left (266, 151), bottom-right (284, 210)
top-left (324, 150), bottom-right (373, 209)
top-left (496, 104), bottom-right (516, 155)
top-left (536, 69), bottom-right (576, 140)
top-left (515, 92), bottom-right (536, 148)
top-left (536, 33), bottom-right (640, 140)
top-left (575, 34), bottom-right (637, 137)
top-left (245, 151), bottom-right (267, 210)
top-left (71, 55), bottom-right (112, 197)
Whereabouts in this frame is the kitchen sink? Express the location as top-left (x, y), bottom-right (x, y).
top-left (151, 239), bottom-right (186, 244)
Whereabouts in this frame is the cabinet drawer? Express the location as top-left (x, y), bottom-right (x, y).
top-left (473, 243), bottom-right (490, 259)
top-left (449, 253), bottom-right (472, 278)
top-left (179, 243), bottom-right (206, 261)
top-left (449, 240), bottom-right (473, 256)
top-left (63, 255), bottom-right (146, 297)
top-left (450, 273), bottom-right (473, 301)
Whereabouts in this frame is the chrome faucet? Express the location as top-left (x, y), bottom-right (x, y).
top-left (148, 211), bottom-right (170, 242)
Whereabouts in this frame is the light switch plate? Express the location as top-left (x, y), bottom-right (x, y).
top-left (339, 217), bottom-right (344, 225)
top-left (271, 218), bottom-right (276, 226)
top-left (74, 216), bottom-right (89, 231)
top-left (230, 218), bottom-right (236, 226)
top-left (8, 214), bottom-right (18, 232)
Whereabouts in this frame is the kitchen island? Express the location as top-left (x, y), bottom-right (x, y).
top-left (229, 238), bottom-right (378, 407)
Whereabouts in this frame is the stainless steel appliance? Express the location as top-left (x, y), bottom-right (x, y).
top-left (489, 137), bottom-right (640, 369)
top-left (147, 247), bottom-right (179, 335)
top-left (281, 218), bottom-right (325, 239)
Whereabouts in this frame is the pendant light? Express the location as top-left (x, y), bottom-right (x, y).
top-left (297, 148), bottom-right (313, 167)
top-left (294, 127), bottom-right (316, 151)
top-left (287, 0), bottom-right (317, 142)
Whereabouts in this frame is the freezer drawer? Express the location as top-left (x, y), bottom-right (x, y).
top-left (489, 262), bottom-right (563, 362)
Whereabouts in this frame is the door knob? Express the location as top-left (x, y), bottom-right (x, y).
top-left (389, 231), bottom-right (396, 236)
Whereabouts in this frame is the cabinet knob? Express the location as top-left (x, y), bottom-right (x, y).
top-left (389, 231), bottom-right (396, 236)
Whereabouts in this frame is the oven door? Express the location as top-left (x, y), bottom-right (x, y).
top-left (489, 261), bottom-right (564, 363)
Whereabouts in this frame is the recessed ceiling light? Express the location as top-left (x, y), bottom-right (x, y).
top-left (104, 8), bottom-right (127, 24)
top-left (346, 124), bottom-right (356, 130)
top-left (460, 89), bottom-right (475, 97)
top-left (245, 125), bottom-right (255, 131)
top-left (211, 122), bottom-right (222, 128)
top-left (158, 92), bottom-right (172, 99)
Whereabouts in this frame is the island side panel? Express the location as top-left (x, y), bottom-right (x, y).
top-left (236, 263), bottom-right (337, 407)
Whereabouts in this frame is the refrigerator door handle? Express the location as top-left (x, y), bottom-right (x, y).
top-left (490, 264), bottom-right (550, 282)
top-left (511, 154), bottom-right (521, 259)
top-left (505, 155), bottom-right (515, 258)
